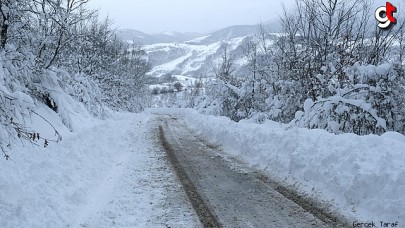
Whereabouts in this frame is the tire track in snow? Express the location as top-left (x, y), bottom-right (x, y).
top-left (159, 124), bottom-right (222, 228)
top-left (72, 116), bottom-right (200, 227)
top-left (158, 115), bottom-right (349, 228)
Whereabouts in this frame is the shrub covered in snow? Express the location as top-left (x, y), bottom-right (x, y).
top-left (295, 63), bottom-right (405, 135)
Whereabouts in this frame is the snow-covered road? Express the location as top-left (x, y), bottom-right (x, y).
top-left (73, 115), bottom-right (200, 227)
top-left (2, 109), bottom-right (404, 227)
top-left (158, 114), bottom-right (347, 227)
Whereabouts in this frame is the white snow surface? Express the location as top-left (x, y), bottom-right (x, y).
top-left (0, 110), bottom-right (199, 228)
top-left (153, 108), bottom-right (405, 225)
top-left (3, 106), bottom-right (405, 227)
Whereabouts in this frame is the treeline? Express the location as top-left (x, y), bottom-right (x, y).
top-left (198, 0), bottom-right (405, 135)
top-left (0, 0), bottom-right (150, 157)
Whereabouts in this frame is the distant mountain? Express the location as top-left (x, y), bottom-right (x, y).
top-left (186, 25), bottom-right (259, 45)
top-left (116, 29), bottom-right (156, 44)
top-left (127, 22), bottom-right (282, 79)
top-left (117, 19), bottom-right (282, 45)
top-left (116, 29), bottom-right (202, 45)
top-left (154, 31), bottom-right (202, 43)
top-left (186, 21), bottom-right (282, 45)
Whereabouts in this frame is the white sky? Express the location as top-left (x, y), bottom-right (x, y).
top-left (86, 0), bottom-right (295, 34)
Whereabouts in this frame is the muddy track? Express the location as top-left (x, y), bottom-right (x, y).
top-left (159, 125), bottom-right (222, 227)
top-left (157, 115), bottom-right (350, 228)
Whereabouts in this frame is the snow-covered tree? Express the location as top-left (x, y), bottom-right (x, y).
top-left (0, 0), bottom-right (151, 159)
top-left (198, 0), bottom-right (405, 136)
top-left (284, 0), bottom-right (405, 135)
top-left (197, 44), bottom-right (241, 120)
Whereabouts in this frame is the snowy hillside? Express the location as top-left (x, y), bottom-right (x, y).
top-left (125, 23), bottom-right (282, 81)
top-left (145, 36), bottom-right (250, 78)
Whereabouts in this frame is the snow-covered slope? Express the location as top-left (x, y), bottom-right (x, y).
top-left (145, 36), bottom-right (250, 78)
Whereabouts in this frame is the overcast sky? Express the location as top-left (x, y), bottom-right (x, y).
top-left (86, 0), bottom-right (295, 34)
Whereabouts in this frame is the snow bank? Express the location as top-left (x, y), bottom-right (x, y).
top-left (0, 111), bottom-right (152, 227)
top-left (163, 108), bottom-right (404, 224)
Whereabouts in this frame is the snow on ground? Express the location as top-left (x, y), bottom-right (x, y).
top-left (148, 84), bottom-right (171, 90)
top-left (151, 108), bottom-right (405, 225)
top-left (0, 110), bottom-right (199, 228)
top-left (4, 106), bottom-right (404, 227)
top-left (185, 35), bottom-right (212, 44)
top-left (149, 52), bottom-right (194, 76)
top-left (174, 75), bottom-right (210, 87)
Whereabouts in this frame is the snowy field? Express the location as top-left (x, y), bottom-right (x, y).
top-left (153, 108), bottom-right (405, 225)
